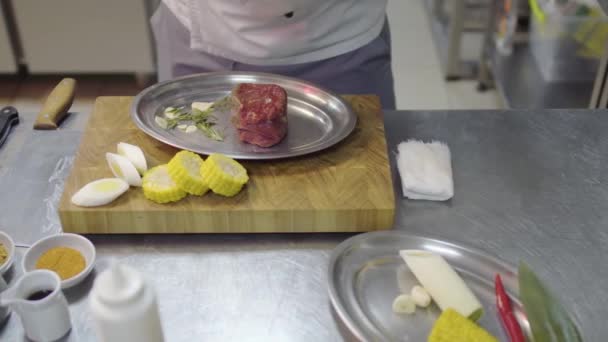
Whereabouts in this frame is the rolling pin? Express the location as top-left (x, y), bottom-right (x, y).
top-left (33, 78), bottom-right (77, 130)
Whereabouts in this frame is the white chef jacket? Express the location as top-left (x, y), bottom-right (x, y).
top-left (162, 0), bottom-right (388, 65)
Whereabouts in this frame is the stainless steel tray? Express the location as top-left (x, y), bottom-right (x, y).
top-left (328, 231), bottom-right (530, 341)
top-left (131, 72), bottom-right (357, 160)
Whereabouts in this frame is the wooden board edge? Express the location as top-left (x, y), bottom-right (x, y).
top-left (59, 207), bottom-right (396, 234)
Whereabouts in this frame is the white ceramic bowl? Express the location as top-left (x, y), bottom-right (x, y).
top-left (23, 233), bottom-right (96, 289)
top-left (0, 231), bottom-right (15, 275)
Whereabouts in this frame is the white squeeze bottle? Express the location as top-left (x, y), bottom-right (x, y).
top-left (89, 263), bottom-right (164, 342)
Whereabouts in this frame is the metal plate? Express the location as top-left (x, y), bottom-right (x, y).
top-left (328, 231), bottom-right (531, 341)
top-left (131, 72), bottom-right (357, 160)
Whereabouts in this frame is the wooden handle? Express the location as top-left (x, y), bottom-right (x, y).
top-left (33, 78), bottom-right (77, 130)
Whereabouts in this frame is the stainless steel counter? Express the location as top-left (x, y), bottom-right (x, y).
top-left (1, 108), bottom-right (607, 341)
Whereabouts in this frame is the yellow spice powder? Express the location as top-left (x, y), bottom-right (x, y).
top-left (35, 247), bottom-right (86, 280)
top-left (0, 243), bottom-right (7, 265)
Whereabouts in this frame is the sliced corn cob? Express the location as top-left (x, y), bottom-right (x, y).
top-left (167, 150), bottom-right (209, 195)
top-left (200, 154), bottom-right (249, 197)
top-left (142, 165), bottom-right (187, 204)
top-left (428, 309), bottom-right (498, 342)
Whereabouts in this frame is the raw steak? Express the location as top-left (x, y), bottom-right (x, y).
top-left (232, 83), bottom-right (288, 147)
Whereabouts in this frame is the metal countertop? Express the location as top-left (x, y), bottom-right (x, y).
top-left (0, 108), bottom-right (606, 341)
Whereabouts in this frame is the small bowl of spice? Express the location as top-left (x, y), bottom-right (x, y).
top-left (23, 233), bottom-right (96, 289)
top-left (0, 231), bottom-right (15, 275)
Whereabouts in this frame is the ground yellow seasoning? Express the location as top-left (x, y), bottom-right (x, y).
top-left (35, 247), bottom-right (86, 280)
top-left (0, 243), bottom-right (7, 265)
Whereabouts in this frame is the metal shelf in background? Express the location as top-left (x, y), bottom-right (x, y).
top-left (490, 43), bottom-right (593, 109)
top-left (422, 0), bottom-right (488, 80)
top-left (476, 0), bottom-right (596, 109)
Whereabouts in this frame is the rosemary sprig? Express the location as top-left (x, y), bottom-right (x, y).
top-left (166, 112), bottom-right (190, 129)
top-left (156, 102), bottom-right (224, 141)
top-left (191, 108), bottom-right (213, 122)
top-left (196, 122), bottom-right (223, 141)
top-left (209, 95), bottom-right (233, 112)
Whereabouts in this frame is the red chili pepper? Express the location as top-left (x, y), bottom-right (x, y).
top-left (495, 274), bottom-right (526, 342)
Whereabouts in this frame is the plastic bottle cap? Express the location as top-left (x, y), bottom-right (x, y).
top-left (94, 263), bottom-right (144, 306)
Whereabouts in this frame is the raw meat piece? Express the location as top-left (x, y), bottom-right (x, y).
top-left (232, 83), bottom-right (288, 147)
top-left (238, 119), bottom-right (288, 148)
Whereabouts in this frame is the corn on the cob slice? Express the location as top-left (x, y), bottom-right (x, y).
top-left (428, 309), bottom-right (497, 342)
top-left (142, 165), bottom-right (187, 204)
top-left (200, 154), bottom-right (248, 197)
top-left (167, 150), bottom-right (209, 195)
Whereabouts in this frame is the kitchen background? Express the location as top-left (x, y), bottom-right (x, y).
top-left (0, 0), bottom-right (606, 112)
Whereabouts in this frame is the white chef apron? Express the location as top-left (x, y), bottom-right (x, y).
top-left (162, 0), bottom-right (388, 65)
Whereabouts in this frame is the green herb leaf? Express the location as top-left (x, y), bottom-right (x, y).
top-left (519, 262), bottom-right (582, 342)
top-left (191, 108), bottom-right (213, 123)
top-left (159, 101), bottom-right (224, 142)
top-left (196, 123), bottom-right (223, 141)
top-left (210, 95), bottom-right (233, 112)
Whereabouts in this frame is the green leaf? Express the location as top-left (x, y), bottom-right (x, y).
top-left (159, 102), bottom-right (224, 142)
top-left (191, 108), bottom-right (212, 123)
top-left (166, 120), bottom-right (178, 129)
top-left (210, 95), bottom-right (233, 112)
top-left (519, 262), bottom-right (582, 342)
top-left (196, 123), bottom-right (223, 141)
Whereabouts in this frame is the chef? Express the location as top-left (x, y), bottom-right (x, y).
top-left (151, 0), bottom-right (395, 109)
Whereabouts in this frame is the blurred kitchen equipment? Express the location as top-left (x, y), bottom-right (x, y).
top-left (0, 270), bottom-right (71, 341)
top-left (477, 0), bottom-right (606, 108)
top-left (0, 1), bottom-right (18, 73)
top-left (495, 0), bottom-right (521, 55)
top-left (529, 0), bottom-right (608, 81)
top-left (0, 106), bottom-right (19, 148)
top-left (89, 263), bottom-right (164, 342)
top-left (33, 78), bottom-right (76, 130)
top-left (11, 0), bottom-right (154, 75)
top-left (424, 0), bottom-right (494, 79)
top-left (0, 274), bottom-right (9, 323)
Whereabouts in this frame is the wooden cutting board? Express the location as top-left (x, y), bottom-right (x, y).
top-left (59, 95), bottom-right (395, 233)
